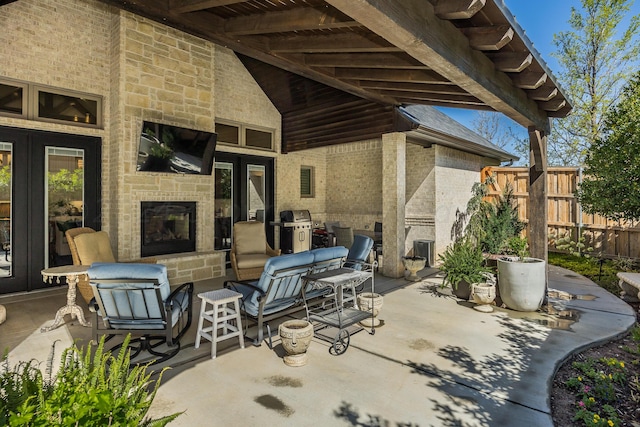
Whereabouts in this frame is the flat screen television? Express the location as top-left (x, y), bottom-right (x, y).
top-left (137, 121), bottom-right (217, 175)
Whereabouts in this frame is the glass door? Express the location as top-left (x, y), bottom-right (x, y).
top-left (0, 126), bottom-right (100, 295)
top-left (45, 147), bottom-right (85, 268)
top-left (214, 162), bottom-right (233, 251)
top-left (247, 164), bottom-right (265, 222)
top-left (0, 142), bottom-right (12, 278)
top-left (213, 153), bottom-right (275, 260)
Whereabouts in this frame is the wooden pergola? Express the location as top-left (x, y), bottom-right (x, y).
top-left (95, 0), bottom-right (571, 262)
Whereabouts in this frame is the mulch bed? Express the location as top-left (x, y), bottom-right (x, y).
top-left (550, 301), bottom-right (640, 426)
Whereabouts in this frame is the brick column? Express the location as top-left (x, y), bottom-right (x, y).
top-left (382, 132), bottom-right (406, 278)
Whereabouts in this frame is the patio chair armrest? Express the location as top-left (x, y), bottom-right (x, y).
top-left (165, 281), bottom-right (194, 310)
top-left (266, 246), bottom-right (281, 257)
top-left (344, 259), bottom-right (375, 272)
top-left (88, 297), bottom-right (99, 313)
top-left (224, 279), bottom-right (266, 299)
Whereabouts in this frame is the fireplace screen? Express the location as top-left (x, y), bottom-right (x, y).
top-left (141, 202), bottom-right (196, 257)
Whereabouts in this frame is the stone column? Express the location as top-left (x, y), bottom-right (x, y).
top-left (382, 132), bottom-right (406, 278)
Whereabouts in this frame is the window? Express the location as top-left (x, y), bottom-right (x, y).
top-left (300, 166), bottom-right (314, 198)
top-left (0, 77), bottom-right (102, 128)
top-left (0, 81), bottom-right (27, 117)
top-left (215, 120), bottom-right (274, 151)
top-left (216, 123), bottom-right (239, 145)
top-left (35, 88), bottom-right (100, 126)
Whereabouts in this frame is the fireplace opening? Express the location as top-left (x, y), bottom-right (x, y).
top-left (141, 201), bottom-right (196, 257)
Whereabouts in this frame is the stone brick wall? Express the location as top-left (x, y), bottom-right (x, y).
top-left (325, 139), bottom-right (383, 230)
top-left (433, 145), bottom-right (486, 259)
top-left (0, 0), bottom-right (110, 137)
top-left (405, 142), bottom-right (436, 257)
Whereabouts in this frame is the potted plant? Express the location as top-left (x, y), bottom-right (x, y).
top-left (496, 236), bottom-right (546, 312)
top-left (438, 238), bottom-right (491, 300)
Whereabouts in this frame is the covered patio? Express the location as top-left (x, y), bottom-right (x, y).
top-left (1, 267), bottom-right (635, 426)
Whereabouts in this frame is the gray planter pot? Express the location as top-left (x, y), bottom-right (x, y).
top-left (497, 257), bottom-right (546, 312)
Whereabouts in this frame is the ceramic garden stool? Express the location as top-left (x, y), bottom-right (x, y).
top-left (195, 289), bottom-right (245, 359)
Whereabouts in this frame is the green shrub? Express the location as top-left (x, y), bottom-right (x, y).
top-left (0, 336), bottom-right (181, 426)
top-left (438, 238), bottom-right (491, 289)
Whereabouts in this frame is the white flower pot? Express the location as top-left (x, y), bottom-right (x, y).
top-left (497, 257), bottom-right (546, 312)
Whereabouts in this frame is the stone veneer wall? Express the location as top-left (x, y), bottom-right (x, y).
top-left (109, 10), bottom-right (227, 282)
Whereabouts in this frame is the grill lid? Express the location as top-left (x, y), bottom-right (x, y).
top-left (280, 210), bottom-right (311, 223)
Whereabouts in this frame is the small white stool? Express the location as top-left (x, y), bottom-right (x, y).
top-left (195, 289), bottom-right (245, 359)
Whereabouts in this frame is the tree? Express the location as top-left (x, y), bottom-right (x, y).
top-left (550, 0), bottom-right (640, 166)
top-left (471, 111), bottom-right (528, 164)
top-left (577, 72), bottom-right (640, 221)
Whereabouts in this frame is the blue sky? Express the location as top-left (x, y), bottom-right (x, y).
top-left (437, 0), bottom-right (640, 154)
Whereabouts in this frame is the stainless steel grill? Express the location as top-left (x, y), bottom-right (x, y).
top-left (278, 210), bottom-right (312, 254)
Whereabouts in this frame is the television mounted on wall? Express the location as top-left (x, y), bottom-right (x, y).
top-left (137, 121), bottom-right (217, 175)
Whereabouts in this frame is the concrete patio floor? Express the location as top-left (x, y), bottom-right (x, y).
top-left (0, 265), bottom-right (637, 426)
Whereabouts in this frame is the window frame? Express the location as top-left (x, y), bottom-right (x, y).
top-left (300, 165), bottom-right (315, 198)
top-left (0, 77), bottom-right (103, 129)
top-left (215, 119), bottom-right (275, 152)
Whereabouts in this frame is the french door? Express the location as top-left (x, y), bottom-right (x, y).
top-left (0, 126), bottom-right (101, 294)
top-left (214, 153), bottom-right (275, 256)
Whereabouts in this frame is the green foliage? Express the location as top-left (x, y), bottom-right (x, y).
top-left (565, 357), bottom-right (627, 426)
top-left (550, 0), bottom-right (640, 166)
top-left (48, 168), bottom-right (83, 215)
top-left (578, 72), bottom-right (640, 221)
top-left (504, 236), bottom-right (529, 261)
top-left (438, 238), bottom-right (491, 289)
top-left (547, 252), bottom-right (637, 296)
top-left (0, 336), bottom-right (181, 426)
top-left (0, 166), bottom-right (11, 201)
top-left (551, 230), bottom-right (595, 258)
top-left (454, 177), bottom-right (525, 254)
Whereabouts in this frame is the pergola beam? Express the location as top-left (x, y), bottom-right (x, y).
top-left (225, 7), bottom-right (360, 36)
top-left (461, 25), bottom-right (514, 51)
top-left (269, 33), bottom-right (402, 53)
top-left (486, 52), bottom-right (532, 73)
top-left (169, 0), bottom-right (244, 13)
top-left (325, 0), bottom-right (551, 132)
top-left (528, 127), bottom-right (548, 265)
top-left (300, 53), bottom-right (428, 69)
top-left (433, 0), bottom-right (486, 20)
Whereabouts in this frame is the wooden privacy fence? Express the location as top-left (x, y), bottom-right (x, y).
top-left (481, 167), bottom-right (640, 260)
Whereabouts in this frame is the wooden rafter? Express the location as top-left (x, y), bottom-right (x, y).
top-left (527, 85), bottom-right (558, 101)
top-left (325, 0), bottom-right (552, 131)
top-left (224, 7), bottom-right (360, 36)
top-left (354, 81), bottom-right (468, 95)
top-left (509, 70), bottom-right (547, 90)
top-left (460, 25), bottom-right (514, 51)
top-left (485, 52), bottom-right (532, 72)
top-left (169, 0), bottom-right (245, 13)
top-left (539, 98), bottom-right (566, 112)
top-left (299, 53), bottom-right (428, 69)
top-left (432, 0), bottom-right (486, 20)
top-left (332, 68), bottom-right (449, 84)
top-left (268, 33), bottom-right (401, 53)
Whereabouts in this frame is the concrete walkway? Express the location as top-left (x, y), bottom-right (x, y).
top-left (1, 265), bottom-right (637, 426)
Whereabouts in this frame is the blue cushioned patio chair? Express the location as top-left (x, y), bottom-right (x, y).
top-left (225, 252), bottom-right (316, 348)
top-left (342, 235), bottom-right (375, 305)
top-left (88, 262), bottom-right (193, 365)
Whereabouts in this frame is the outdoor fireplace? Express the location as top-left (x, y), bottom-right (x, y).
top-left (141, 201), bottom-right (196, 257)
